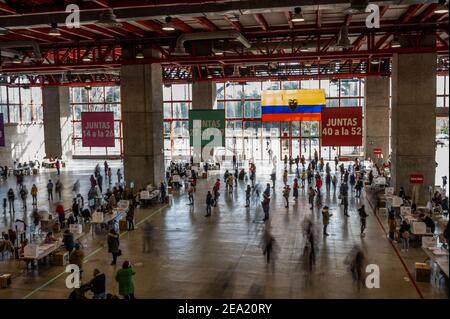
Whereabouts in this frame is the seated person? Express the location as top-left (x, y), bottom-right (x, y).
top-left (19, 239), bottom-right (28, 258)
top-left (81, 208), bottom-right (91, 222)
top-left (44, 231), bottom-right (57, 244)
top-left (67, 214), bottom-right (76, 227)
top-left (419, 213), bottom-right (436, 234)
top-left (432, 191), bottom-right (443, 207)
top-left (443, 221), bottom-right (449, 244)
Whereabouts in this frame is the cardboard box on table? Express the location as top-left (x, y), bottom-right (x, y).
top-left (69, 224), bottom-right (82, 234)
top-left (0, 274), bottom-right (12, 288)
top-left (415, 262), bottom-right (431, 282)
top-left (119, 219), bottom-right (128, 231)
top-left (92, 211), bottom-right (104, 223)
top-left (24, 244), bottom-right (39, 258)
top-left (53, 250), bottom-right (69, 266)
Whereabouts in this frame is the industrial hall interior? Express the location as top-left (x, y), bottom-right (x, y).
top-left (0, 0), bottom-right (448, 300)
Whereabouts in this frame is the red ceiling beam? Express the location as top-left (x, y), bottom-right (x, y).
top-left (436, 34), bottom-right (449, 48)
top-left (223, 16), bottom-right (243, 32)
top-left (195, 16), bottom-right (219, 32)
top-left (416, 3), bottom-right (438, 23)
top-left (134, 20), bottom-right (167, 36)
top-left (375, 33), bottom-right (392, 49)
top-left (254, 14), bottom-right (269, 32)
top-left (171, 18), bottom-right (194, 33)
top-left (120, 22), bottom-right (148, 37)
top-left (91, 0), bottom-right (109, 8)
top-left (284, 12), bottom-right (294, 30)
top-left (83, 25), bottom-right (119, 38)
top-left (0, 2), bottom-right (16, 14)
top-left (59, 27), bottom-right (98, 40)
top-left (399, 4), bottom-right (425, 24)
top-left (31, 28), bottom-right (77, 42)
top-left (352, 34), bottom-right (365, 50)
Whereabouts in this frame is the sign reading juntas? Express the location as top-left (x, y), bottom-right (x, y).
top-left (81, 112), bottom-right (115, 147)
top-left (321, 107), bottom-right (362, 146)
top-left (188, 110), bottom-right (225, 147)
top-left (0, 113), bottom-right (5, 147)
top-left (410, 174), bottom-right (424, 184)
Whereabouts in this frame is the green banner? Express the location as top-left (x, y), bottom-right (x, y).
top-left (188, 110), bottom-right (225, 147)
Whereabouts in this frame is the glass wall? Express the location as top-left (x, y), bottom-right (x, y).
top-left (70, 86), bottom-right (122, 156)
top-left (437, 75), bottom-right (449, 108)
top-left (163, 84), bottom-right (192, 159)
top-left (215, 79), bottom-right (365, 161)
top-left (0, 85), bottom-right (43, 124)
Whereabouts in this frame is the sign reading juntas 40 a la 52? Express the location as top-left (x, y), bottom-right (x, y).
top-left (81, 112), bottom-right (115, 147)
top-left (321, 107), bottom-right (363, 146)
top-left (188, 110), bottom-right (225, 147)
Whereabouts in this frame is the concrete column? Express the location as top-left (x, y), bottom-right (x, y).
top-left (364, 76), bottom-right (390, 161)
top-left (121, 63), bottom-right (164, 189)
top-left (192, 81), bottom-right (217, 110)
top-left (391, 52), bottom-right (436, 204)
top-left (42, 86), bottom-right (72, 159)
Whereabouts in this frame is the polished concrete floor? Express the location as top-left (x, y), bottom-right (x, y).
top-left (0, 160), bottom-right (448, 299)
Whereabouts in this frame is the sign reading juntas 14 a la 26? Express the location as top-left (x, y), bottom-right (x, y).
top-left (81, 111), bottom-right (115, 147)
top-left (188, 110), bottom-right (225, 147)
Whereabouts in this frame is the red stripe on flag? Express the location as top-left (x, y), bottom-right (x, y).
top-left (261, 113), bottom-right (321, 122)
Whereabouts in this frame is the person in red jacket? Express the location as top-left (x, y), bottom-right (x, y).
top-left (213, 179), bottom-right (221, 207)
top-left (56, 203), bottom-right (65, 227)
top-left (316, 176), bottom-right (323, 203)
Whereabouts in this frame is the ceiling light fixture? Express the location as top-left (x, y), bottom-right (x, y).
top-left (300, 42), bottom-right (309, 52)
top-left (291, 7), bottom-right (305, 22)
top-left (391, 37), bottom-right (401, 48)
top-left (162, 17), bottom-right (175, 31)
top-left (370, 59), bottom-right (380, 64)
top-left (435, 0), bottom-right (448, 14)
top-left (136, 51), bottom-right (144, 59)
top-left (82, 55), bottom-right (92, 62)
top-left (48, 22), bottom-right (61, 36)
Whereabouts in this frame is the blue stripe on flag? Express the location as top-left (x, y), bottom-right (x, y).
top-left (261, 105), bottom-right (324, 114)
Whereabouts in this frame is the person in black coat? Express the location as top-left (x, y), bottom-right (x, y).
top-left (88, 269), bottom-right (106, 299)
top-left (205, 191), bottom-right (213, 217)
top-left (420, 213), bottom-right (436, 234)
top-left (63, 229), bottom-right (75, 253)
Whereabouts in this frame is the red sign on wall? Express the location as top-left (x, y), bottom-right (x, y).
top-left (81, 112), bottom-right (115, 147)
top-left (321, 107), bottom-right (363, 146)
top-left (373, 148), bottom-right (382, 155)
top-left (410, 174), bottom-right (424, 184)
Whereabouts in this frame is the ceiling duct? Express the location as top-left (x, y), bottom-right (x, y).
top-left (336, 25), bottom-right (352, 49)
top-left (0, 41), bottom-right (42, 60)
top-left (173, 31), bottom-right (251, 55)
top-left (345, 0), bottom-right (369, 14)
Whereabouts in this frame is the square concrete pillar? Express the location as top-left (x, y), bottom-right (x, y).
top-left (121, 63), bottom-right (164, 189)
top-left (42, 86), bottom-right (72, 159)
top-left (192, 81), bottom-right (217, 110)
top-left (391, 52), bottom-right (437, 204)
top-left (364, 76), bottom-right (390, 161)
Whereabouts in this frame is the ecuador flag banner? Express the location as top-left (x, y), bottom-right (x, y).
top-left (261, 89), bottom-right (326, 122)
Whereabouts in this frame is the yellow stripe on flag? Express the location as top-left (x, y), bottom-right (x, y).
top-left (261, 89), bottom-right (326, 106)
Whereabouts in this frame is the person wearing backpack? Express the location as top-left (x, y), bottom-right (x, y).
top-left (399, 220), bottom-right (411, 251)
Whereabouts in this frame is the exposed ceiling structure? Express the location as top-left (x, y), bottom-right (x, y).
top-left (0, 0), bottom-right (448, 85)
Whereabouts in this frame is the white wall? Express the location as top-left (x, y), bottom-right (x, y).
top-left (0, 123), bottom-right (45, 164)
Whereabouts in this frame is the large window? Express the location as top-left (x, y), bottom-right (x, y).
top-left (215, 79), bottom-right (365, 161)
top-left (163, 84), bottom-right (192, 160)
top-left (437, 75), bottom-right (449, 108)
top-left (70, 86), bottom-right (122, 157)
top-left (0, 83), bottom-right (43, 124)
